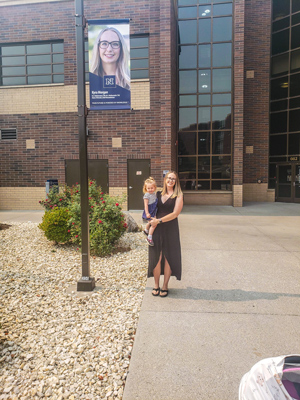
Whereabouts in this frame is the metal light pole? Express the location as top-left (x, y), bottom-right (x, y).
top-left (75, 0), bottom-right (95, 291)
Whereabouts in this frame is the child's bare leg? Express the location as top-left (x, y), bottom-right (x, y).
top-left (145, 221), bottom-right (151, 231)
top-left (149, 224), bottom-right (156, 236)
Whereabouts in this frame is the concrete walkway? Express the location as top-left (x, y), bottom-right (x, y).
top-left (1, 203), bottom-right (300, 399)
top-left (124, 203), bottom-right (300, 400)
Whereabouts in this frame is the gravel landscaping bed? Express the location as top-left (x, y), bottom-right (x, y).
top-left (0, 222), bottom-right (148, 400)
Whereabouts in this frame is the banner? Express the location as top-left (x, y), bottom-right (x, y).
top-left (88, 19), bottom-right (131, 110)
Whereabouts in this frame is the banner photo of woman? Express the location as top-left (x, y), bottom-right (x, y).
top-left (88, 19), bottom-right (131, 110)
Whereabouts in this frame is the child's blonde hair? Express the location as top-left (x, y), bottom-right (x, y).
top-left (143, 177), bottom-right (157, 194)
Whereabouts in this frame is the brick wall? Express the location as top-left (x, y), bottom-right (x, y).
top-left (244, 0), bottom-right (271, 184)
top-left (0, 0), bottom-right (172, 195)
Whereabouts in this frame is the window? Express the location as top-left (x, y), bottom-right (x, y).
top-left (1, 128), bottom-right (17, 140)
top-left (177, 0), bottom-right (233, 191)
top-left (130, 35), bottom-right (149, 79)
top-left (0, 41), bottom-right (64, 86)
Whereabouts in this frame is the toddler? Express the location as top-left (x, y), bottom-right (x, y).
top-left (142, 177), bottom-right (158, 246)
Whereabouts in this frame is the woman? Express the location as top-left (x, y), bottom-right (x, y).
top-left (89, 26), bottom-right (130, 90)
top-left (149, 171), bottom-right (183, 298)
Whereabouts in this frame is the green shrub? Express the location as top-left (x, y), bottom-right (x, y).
top-left (39, 207), bottom-right (71, 243)
top-left (39, 180), bottom-right (127, 256)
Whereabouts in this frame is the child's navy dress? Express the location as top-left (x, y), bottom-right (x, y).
top-left (142, 192), bottom-right (158, 220)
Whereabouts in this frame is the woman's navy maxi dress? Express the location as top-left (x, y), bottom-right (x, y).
top-left (148, 191), bottom-right (182, 280)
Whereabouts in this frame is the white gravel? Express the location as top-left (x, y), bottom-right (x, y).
top-left (0, 222), bottom-right (148, 400)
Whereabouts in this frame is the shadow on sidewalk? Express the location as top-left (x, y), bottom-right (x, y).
top-left (147, 287), bottom-right (300, 302)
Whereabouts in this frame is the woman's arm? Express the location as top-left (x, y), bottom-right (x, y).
top-left (150, 195), bottom-right (183, 226)
top-left (144, 198), bottom-right (151, 219)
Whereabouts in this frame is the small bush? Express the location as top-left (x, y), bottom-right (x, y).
top-left (39, 180), bottom-right (127, 256)
top-left (39, 207), bottom-right (71, 243)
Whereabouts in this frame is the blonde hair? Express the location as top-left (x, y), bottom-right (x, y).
top-left (90, 27), bottom-right (130, 90)
top-left (143, 177), bottom-right (157, 194)
top-left (162, 171), bottom-right (183, 198)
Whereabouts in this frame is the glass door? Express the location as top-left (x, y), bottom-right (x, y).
top-left (276, 164), bottom-right (300, 203)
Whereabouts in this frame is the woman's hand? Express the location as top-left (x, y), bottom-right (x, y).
top-left (150, 217), bottom-right (159, 227)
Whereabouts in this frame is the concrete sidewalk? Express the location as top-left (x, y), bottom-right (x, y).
top-left (1, 203), bottom-right (300, 399)
top-left (124, 203), bottom-right (300, 400)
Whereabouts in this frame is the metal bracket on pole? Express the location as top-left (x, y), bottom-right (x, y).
top-left (75, 14), bottom-right (87, 27)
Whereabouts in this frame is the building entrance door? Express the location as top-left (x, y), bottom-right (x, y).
top-left (276, 163), bottom-right (300, 203)
top-left (127, 160), bottom-right (150, 210)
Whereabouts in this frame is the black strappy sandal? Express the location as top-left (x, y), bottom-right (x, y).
top-left (159, 289), bottom-right (168, 298)
top-left (152, 287), bottom-right (160, 296)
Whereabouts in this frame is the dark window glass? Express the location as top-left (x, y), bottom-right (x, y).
top-left (272, 29), bottom-right (289, 55)
top-left (180, 180), bottom-right (198, 190)
top-left (179, 95), bottom-right (197, 106)
top-left (292, 0), bottom-right (300, 13)
top-left (288, 133), bottom-right (300, 154)
top-left (213, 17), bottom-right (232, 42)
top-left (53, 54), bottom-right (64, 63)
top-left (27, 55), bottom-right (51, 64)
top-left (1, 46), bottom-right (24, 55)
top-left (53, 75), bottom-right (64, 83)
top-left (290, 97), bottom-right (300, 109)
top-left (198, 44), bottom-right (211, 68)
top-left (198, 69), bottom-right (211, 92)
top-left (212, 93), bottom-right (231, 105)
top-left (178, 20), bottom-right (197, 43)
top-left (290, 72), bottom-right (300, 96)
top-left (198, 132), bottom-right (210, 154)
top-left (213, 3), bottom-right (232, 16)
top-left (291, 49), bottom-right (300, 72)
top-left (270, 99), bottom-right (288, 111)
top-left (198, 107), bottom-right (211, 130)
top-left (28, 75), bottom-right (52, 84)
top-left (289, 109), bottom-right (300, 131)
top-left (292, 12), bottom-right (300, 25)
top-left (131, 59), bottom-right (148, 69)
top-left (213, 43), bottom-right (232, 67)
top-left (211, 181), bottom-right (231, 190)
top-left (269, 164), bottom-right (277, 180)
top-left (270, 134), bottom-right (287, 155)
top-left (27, 65), bottom-right (51, 75)
top-left (212, 0), bottom-right (233, 3)
top-left (272, 0), bottom-right (290, 21)
top-left (278, 185), bottom-right (291, 197)
top-left (269, 156), bottom-right (287, 162)
top-left (179, 45), bottom-right (197, 69)
top-left (198, 156), bottom-right (210, 178)
top-left (199, 5), bottom-right (212, 17)
top-left (178, 0), bottom-right (197, 5)
top-left (131, 70), bottom-right (149, 79)
top-left (273, 17), bottom-right (290, 32)
top-left (179, 70), bottom-right (197, 93)
top-left (53, 64), bottom-right (64, 74)
top-left (291, 25), bottom-right (300, 49)
top-left (270, 111), bottom-right (287, 133)
top-left (179, 108), bottom-right (197, 130)
top-left (212, 68), bottom-right (231, 92)
top-left (178, 132), bottom-right (197, 155)
top-left (2, 77), bottom-right (26, 85)
top-left (271, 53), bottom-right (289, 76)
top-left (212, 156), bottom-right (231, 178)
top-left (212, 131), bottom-right (231, 154)
top-left (1, 56), bottom-right (25, 66)
top-left (178, 6), bottom-right (197, 19)
top-left (27, 44), bottom-right (51, 54)
top-left (212, 106), bottom-right (231, 129)
top-left (198, 94), bottom-right (211, 105)
top-left (2, 66), bottom-right (26, 76)
top-left (130, 48), bottom-right (148, 58)
top-left (270, 77), bottom-right (289, 100)
top-left (178, 157), bottom-right (197, 179)
top-left (52, 43), bottom-right (63, 52)
top-left (130, 37), bottom-right (148, 47)
top-left (197, 181), bottom-right (211, 190)
top-left (199, 18), bottom-right (211, 43)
